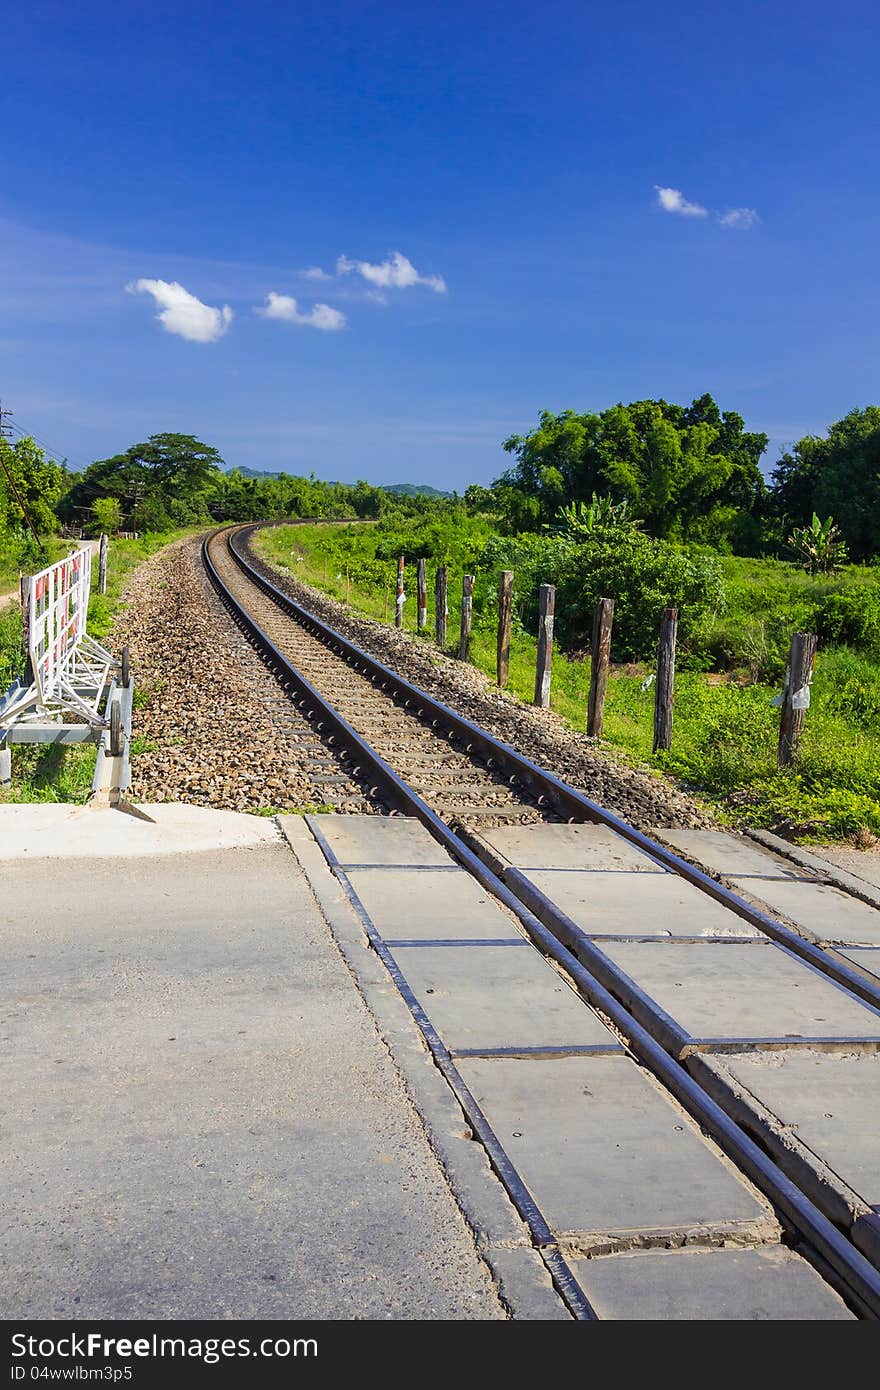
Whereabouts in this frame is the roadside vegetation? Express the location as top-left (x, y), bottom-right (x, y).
top-left (254, 510), bottom-right (880, 842)
top-left (2, 396), bottom-right (878, 837)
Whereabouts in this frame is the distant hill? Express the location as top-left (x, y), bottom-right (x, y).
top-left (225, 467), bottom-right (453, 498)
top-left (227, 465), bottom-right (284, 479)
top-left (381, 483), bottom-right (454, 498)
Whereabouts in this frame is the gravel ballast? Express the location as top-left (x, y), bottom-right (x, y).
top-left (241, 530), bottom-right (715, 831)
top-left (112, 534), bottom-right (373, 812)
top-left (111, 528), bottom-right (715, 829)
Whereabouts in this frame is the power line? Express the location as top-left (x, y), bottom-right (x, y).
top-left (5, 418), bottom-right (76, 470)
top-left (0, 402), bottom-right (45, 548)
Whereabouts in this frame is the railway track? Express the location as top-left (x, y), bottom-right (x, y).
top-left (202, 522), bottom-right (880, 1320)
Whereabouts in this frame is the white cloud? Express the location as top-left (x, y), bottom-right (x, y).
top-left (127, 278), bottom-right (233, 342)
top-left (719, 207), bottom-right (760, 230)
top-left (302, 266), bottom-right (331, 280)
top-left (654, 185), bottom-right (708, 218)
top-left (336, 250), bottom-right (446, 293)
top-left (257, 292), bottom-right (346, 330)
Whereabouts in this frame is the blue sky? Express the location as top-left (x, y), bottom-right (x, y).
top-left (1, 1), bottom-right (878, 487)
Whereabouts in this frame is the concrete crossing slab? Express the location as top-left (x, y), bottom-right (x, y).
top-left (307, 812), bottom-right (452, 866)
top-left (659, 829), bottom-right (811, 879)
top-left (572, 1245), bottom-right (853, 1320)
top-left (520, 869), bottom-right (760, 938)
top-left (388, 944), bottom-right (620, 1053)
top-left (481, 821), bottom-right (664, 871)
top-left (837, 947), bottom-right (880, 982)
top-left (727, 877), bottom-right (880, 946)
top-left (697, 1050), bottom-right (880, 1207)
top-left (596, 940), bottom-right (880, 1050)
top-left (455, 1055), bottom-right (775, 1243)
top-left (347, 867), bottom-right (521, 941)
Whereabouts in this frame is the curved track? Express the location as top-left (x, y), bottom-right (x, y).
top-left (202, 522), bottom-right (880, 1319)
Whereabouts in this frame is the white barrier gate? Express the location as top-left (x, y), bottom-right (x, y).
top-left (1, 548), bottom-right (114, 728)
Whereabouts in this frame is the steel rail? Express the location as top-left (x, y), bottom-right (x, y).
top-left (230, 523), bottom-right (880, 1014)
top-left (204, 526), bottom-right (880, 1318)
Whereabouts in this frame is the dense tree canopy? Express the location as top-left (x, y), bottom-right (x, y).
top-left (494, 394), bottom-right (768, 543)
top-left (771, 407), bottom-right (880, 562)
top-left (4, 400), bottom-right (879, 567)
top-left (55, 432), bottom-right (442, 534)
top-left (0, 436), bottom-right (67, 537)
top-left (59, 433), bottom-right (226, 530)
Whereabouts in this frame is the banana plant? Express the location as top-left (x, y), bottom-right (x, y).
top-left (787, 513), bottom-right (848, 575)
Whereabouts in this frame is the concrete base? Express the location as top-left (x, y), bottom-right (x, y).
top-left (482, 822), bottom-right (664, 872)
top-left (687, 1048), bottom-right (880, 1260)
top-left (307, 812), bottom-right (451, 867)
top-left (387, 942), bottom-right (620, 1053)
top-left (520, 869), bottom-right (760, 938)
top-left (836, 947), bottom-right (880, 984)
top-left (0, 802), bottom-right (279, 858)
top-left (572, 1245), bottom-right (853, 1320)
top-left (347, 866), bottom-right (521, 941)
top-left (596, 940), bottom-right (880, 1053)
top-left (659, 829), bottom-right (811, 880)
top-left (727, 877), bottom-right (880, 947)
top-left (1, 830), bottom-right (504, 1320)
top-left (455, 1055), bottom-right (776, 1249)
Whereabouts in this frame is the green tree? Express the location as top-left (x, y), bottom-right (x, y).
top-left (771, 407), bottom-right (880, 561)
top-left (496, 394), bottom-right (767, 541)
top-left (90, 496), bottom-right (123, 535)
top-left (0, 435), bottom-right (65, 537)
top-left (59, 432), bottom-right (225, 529)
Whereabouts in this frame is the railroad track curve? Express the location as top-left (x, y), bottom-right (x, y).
top-left (201, 522), bottom-right (880, 1320)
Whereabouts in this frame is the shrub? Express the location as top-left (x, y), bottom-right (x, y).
top-left (813, 647), bottom-right (880, 732)
top-left (814, 586), bottom-right (880, 660)
top-left (555, 531), bottom-right (725, 660)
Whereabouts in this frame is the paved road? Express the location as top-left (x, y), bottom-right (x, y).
top-left (0, 808), bottom-right (505, 1320)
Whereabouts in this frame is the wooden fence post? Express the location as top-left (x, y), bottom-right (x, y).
top-left (653, 607), bottom-right (678, 752)
top-left (497, 570), bottom-right (514, 687)
top-left (417, 558), bottom-right (428, 631)
top-left (435, 566), bottom-right (448, 647)
top-left (587, 597), bottom-right (614, 737)
top-left (459, 575), bottom-right (474, 660)
top-left (534, 583), bottom-right (555, 708)
top-left (395, 555), bottom-right (405, 629)
top-left (777, 632), bottom-right (818, 767)
top-left (98, 533), bottom-right (109, 595)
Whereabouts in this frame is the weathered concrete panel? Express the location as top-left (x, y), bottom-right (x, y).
top-left (727, 877), bottom-right (880, 946)
top-left (596, 940), bottom-right (880, 1047)
top-left (837, 947), bottom-right (880, 982)
top-left (521, 869), bottom-right (759, 938)
top-left (306, 812), bottom-right (452, 866)
top-left (347, 867), bottom-right (520, 941)
top-left (573, 1245), bottom-right (853, 1320)
top-left (482, 821), bottom-right (664, 871)
top-left (389, 944), bottom-right (618, 1052)
top-left (456, 1055), bottom-right (774, 1242)
top-left (707, 1050), bottom-right (880, 1205)
top-left (659, 829), bottom-right (809, 879)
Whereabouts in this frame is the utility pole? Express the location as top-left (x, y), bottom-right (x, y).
top-left (0, 401), bottom-right (44, 548)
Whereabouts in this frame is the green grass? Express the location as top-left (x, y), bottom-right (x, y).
top-left (255, 522), bottom-right (880, 842)
top-left (0, 535), bottom-right (72, 596)
top-left (1, 528), bottom-right (201, 803)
